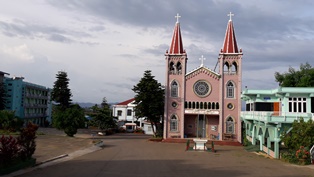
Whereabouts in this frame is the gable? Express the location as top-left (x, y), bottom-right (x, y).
top-left (185, 66), bottom-right (220, 81)
top-left (185, 66), bottom-right (221, 102)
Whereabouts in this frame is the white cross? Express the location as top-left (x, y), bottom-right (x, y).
top-left (175, 13), bottom-right (181, 23)
top-left (228, 12), bottom-right (234, 21)
top-left (199, 55), bottom-right (206, 66)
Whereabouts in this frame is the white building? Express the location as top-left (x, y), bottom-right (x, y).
top-left (112, 98), bottom-right (155, 134)
top-left (112, 98), bottom-right (138, 132)
top-left (112, 98), bottom-right (136, 122)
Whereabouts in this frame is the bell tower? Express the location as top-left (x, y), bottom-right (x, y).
top-left (219, 12), bottom-right (243, 142)
top-left (163, 14), bottom-right (188, 139)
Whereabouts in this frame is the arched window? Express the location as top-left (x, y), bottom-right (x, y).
top-left (171, 81), bottom-right (178, 97)
top-left (200, 102), bottom-right (203, 109)
top-left (196, 102), bottom-right (199, 109)
top-left (226, 117), bottom-right (234, 134)
top-left (192, 102), bottom-right (195, 109)
top-left (231, 62), bottom-right (237, 74)
top-left (184, 102), bottom-right (187, 108)
top-left (227, 81), bottom-right (235, 98)
top-left (204, 102), bottom-right (207, 109)
top-left (224, 62), bottom-right (229, 73)
top-left (176, 62), bottom-right (182, 74)
top-left (216, 102), bottom-right (219, 109)
top-left (188, 102), bottom-right (191, 109)
top-left (170, 115), bottom-right (178, 132)
top-left (169, 62), bottom-right (175, 74)
top-left (208, 102), bottom-right (211, 109)
top-left (212, 102), bottom-right (215, 109)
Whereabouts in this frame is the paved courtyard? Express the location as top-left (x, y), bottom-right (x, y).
top-left (6, 128), bottom-right (314, 177)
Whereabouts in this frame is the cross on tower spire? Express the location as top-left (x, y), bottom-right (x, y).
top-left (175, 13), bottom-right (181, 23)
top-left (228, 12), bottom-right (234, 21)
top-left (199, 55), bottom-right (206, 66)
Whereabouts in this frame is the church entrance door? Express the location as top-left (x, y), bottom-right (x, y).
top-left (197, 115), bottom-right (206, 138)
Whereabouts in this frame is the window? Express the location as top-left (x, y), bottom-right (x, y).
top-left (231, 62), bottom-right (237, 74)
top-left (171, 81), bottom-right (178, 97)
top-left (288, 97), bottom-right (306, 113)
top-left (117, 110), bottom-right (122, 116)
top-left (226, 117), bottom-right (234, 133)
top-left (170, 115), bottom-right (178, 132)
top-left (224, 62), bottom-right (229, 73)
top-left (148, 125), bottom-right (152, 132)
top-left (176, 62), bottom-right (182, 74)
top-left (212, 102), bottom-right (215, 109)
top-left (193, 80), bottom-right (211, 97)
top-left (169, 62), bottom-right (175, 74)
top-left (227, 81), bottom-right (234, 98)
top-left (127, 109), bottom-right (132, 116)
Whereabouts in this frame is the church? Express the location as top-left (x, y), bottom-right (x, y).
top-left (163, 13), bottom-right (242, 143)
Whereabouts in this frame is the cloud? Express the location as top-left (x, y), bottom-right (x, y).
top-left (0, 44), bottom-right (34, 62)
top-left (1, 0), bottom-right (314, 104)
top-left (0, 18), bottom-right (92, 44)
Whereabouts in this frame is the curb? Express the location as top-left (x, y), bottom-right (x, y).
top-left (35, 154), bottom-right (69, 166)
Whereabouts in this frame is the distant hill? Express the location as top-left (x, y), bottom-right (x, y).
top-left (75, 102), bottom-right (119, 108)
top-left (75, 102), bottom-right (97, 108)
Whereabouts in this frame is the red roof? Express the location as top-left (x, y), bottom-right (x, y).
top-left (116, 98), bottom-right (135, 105)
top-left (221, 19), bottom-right (239, 53)
top-left (169, 21), bottom-right (184, 54)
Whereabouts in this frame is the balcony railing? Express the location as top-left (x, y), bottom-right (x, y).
top-left (241, 111), bottom-right (313, 123)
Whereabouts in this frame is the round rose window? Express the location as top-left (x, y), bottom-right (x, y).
top-left (193, 80), bottom-right (211, 97)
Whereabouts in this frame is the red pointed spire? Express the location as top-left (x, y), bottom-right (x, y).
top-left (221, 12), bottom-right (239, 53)
top-left (169, 13), bottom-right (184, 54)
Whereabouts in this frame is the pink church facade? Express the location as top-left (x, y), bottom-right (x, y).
top-left (163, 14), bottom-right (243, 143)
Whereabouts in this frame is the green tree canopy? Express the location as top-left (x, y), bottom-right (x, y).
top-left (281, 118), bottom-right (314, 151)
top-left (275, 62), bottom-right (314, 87)
top-left (51, 71), bottom-right (72, 109)
top-left (90, 107), bottom-right (117, 130)
top-left (52, 104), bottom-right (85, 137)
top-left (132, 70), bottom-right (164, 136)
top-left (89, 99), bottom-right (117, 131)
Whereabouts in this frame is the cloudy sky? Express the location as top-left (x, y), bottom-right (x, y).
top-left (1, 0), bottom-right (314, 104)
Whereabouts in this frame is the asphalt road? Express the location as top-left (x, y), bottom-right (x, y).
top-left (14, 134), bottom-right (314, 177)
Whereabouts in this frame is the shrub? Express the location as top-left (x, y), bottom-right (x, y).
top-left (64, 126), bottom-right (77, 137)
top-left (17, 123), bottom-right (38, 160)
top-left (0, 110), bottom-right (23, 132)
top-left (118, 127), bottom-right (126, 133)
top-left (105, 129), bottom-right (114, 135)
top-left (0, 135), bottom-right (19, 167)
top-left (134, 128), bottom-right (144, 134)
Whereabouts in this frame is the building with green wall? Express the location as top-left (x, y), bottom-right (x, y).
top-left (2, 74), bottom-right (52, 126)
top-left (241, 87), bottom-right (314, 158)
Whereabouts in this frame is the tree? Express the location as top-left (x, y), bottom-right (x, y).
top-left (51, 71), bottom-right (80, 136)
top-left (53, 104), bottom-right (85, 137)
top-left (89, 98), bottom-right (117, 131)
top-left (0, 110), bottom-right (23, 132)
top-left (132, 70), bottom-right (164, 137)
top-left (0, 82), bottom-right (6, 110)
top-left (100, 97), bottom-right (109, 108)
top-left (51, 71), bottom-right (72, 109)
top-left (281, 118), bottom-right (314, 151)
top-left (275, 62), bottom-right (314, 87)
